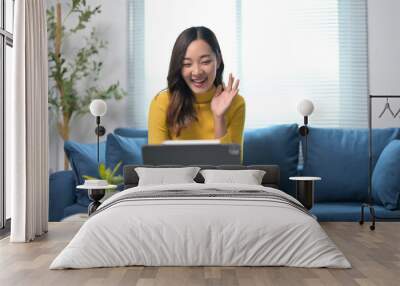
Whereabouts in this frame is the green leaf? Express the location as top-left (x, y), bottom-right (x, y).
top-left (104, 168), bottom-right (112, 182)
top-left (72, 0), bottom-right (81, 10)
top-left (98, 163), bottom-right (107, 179)
top-left (70, 5), bottom-right (101, 33)
top-left (110, 161), bottom-right (122, 178)
top-left (110, 176), bottom-right (124, 185)
top-left (83, 175), bottom-right (97, 180)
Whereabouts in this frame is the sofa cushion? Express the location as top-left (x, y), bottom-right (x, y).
top-left (106, 133), bottom-right (147, 176)
top-left (302, 127), bottom-right (400, 203)
top-left (311, 202), bottom-right (400, 222)
top-left (63, 203), bottom-right (88, 219)
top-left (64, 141), bottom-right (106, 182)
top-left (372, 140), bottom-right (400, 210)
top-left (49, 170), bottom-right (76, 221)
top-left (243, 124), bottom-right (299, 196)
top-left (64, 140), bottom-right (106, 206)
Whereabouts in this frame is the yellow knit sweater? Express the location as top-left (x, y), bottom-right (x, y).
top-left (148, 87), bottom-right (245, 149)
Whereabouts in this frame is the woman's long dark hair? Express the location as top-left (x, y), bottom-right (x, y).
top-left (166, 26), bottom-right (224, 136)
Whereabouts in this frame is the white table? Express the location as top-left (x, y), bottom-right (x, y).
top-left (289, 176), bottom-right (321, 210)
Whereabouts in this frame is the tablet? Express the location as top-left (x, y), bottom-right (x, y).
top-left (162, 139), bottom-right (220, 145)
top-left (142, 144), bottom-right (241, 165)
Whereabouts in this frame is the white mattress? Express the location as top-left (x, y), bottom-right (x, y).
top-left (50, 183), bottom-right (351, 269)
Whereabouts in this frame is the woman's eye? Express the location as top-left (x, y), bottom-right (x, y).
top-left (202, 61), bottom-right (211, 65)
top-left (183, 63), bottom-right (191, 67)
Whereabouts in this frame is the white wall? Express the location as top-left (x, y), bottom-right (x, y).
top-left (48, 0), bottom-right (128, 172)
top-left (368, 0), bottom-right (400, 128)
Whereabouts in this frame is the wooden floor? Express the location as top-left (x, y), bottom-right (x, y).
top-left (0, 222), bottom-right (399, 286)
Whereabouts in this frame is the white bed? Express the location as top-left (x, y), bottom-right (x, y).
top-left (50, 183), bottom-right (351, 269)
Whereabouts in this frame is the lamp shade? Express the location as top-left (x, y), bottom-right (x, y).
top-left (297, 99), bottom-right (314, 116)
top-left (89, 99), bottom-right (107, 117)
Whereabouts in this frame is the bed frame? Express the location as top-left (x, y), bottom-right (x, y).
top-left (123, 165), bottom-right (280, 189)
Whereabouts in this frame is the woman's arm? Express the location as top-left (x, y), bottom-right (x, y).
top-left (218, 99), bottom-right (246, 162)
top-left (148, 94), bottom-right (171, 144)
top-left (211, 73), bottom-right (240, 139)
top-left (213, 115), bottom-right (227, 139)
top-left (218, 98), bottom-right (245, 145)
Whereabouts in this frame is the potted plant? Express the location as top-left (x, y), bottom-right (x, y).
top-left (83, 161), bottom-right (123, 185)
top-left (47, 0), bottom-right (126, 169)
top-left (83, 161), bottom-right (124, 200)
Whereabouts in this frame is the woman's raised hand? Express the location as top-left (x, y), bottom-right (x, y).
top-left (211, 73), bottom-right (240, 118)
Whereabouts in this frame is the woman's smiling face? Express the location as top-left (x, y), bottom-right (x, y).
top-left (181, 39), bottom-right (219, 94)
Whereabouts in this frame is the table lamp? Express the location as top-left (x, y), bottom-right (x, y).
top-left (297, 99), bottom-right (314, 163)
top-left (89, 99), bottom-right (107, 162)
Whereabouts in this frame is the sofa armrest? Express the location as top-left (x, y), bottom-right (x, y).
top-left (49, 170), bottom-right (77, 221)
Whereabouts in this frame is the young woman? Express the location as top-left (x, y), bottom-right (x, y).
top-left (148, 26), bottom-right (245, 151)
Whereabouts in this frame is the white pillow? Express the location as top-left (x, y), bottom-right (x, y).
top-left (135, 167), bottom-right (200, 186)
top-left (200, 169), bottom-right (266, 185)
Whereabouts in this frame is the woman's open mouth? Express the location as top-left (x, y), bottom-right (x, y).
top-left (191, 78), bottom-right (208, 89)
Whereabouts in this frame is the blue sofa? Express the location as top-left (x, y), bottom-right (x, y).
top-left (49, 125), bottom-right (400, 222)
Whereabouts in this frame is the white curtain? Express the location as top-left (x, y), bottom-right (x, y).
top-left (8, 0), bottom-right (49, 242)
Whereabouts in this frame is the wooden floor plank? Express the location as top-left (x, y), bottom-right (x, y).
top-left (0, 222), bottom-right (399, 286)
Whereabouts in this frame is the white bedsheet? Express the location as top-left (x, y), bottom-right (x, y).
top-left (50, 183), bottom-right (351, 269)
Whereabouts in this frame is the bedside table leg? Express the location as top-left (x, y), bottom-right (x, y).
top-left (296, 181), bottom-right (314, 210)
top-left (88, 201), bottom-right (101, 216)
top-left (87, 189), bottom-right (105, 216)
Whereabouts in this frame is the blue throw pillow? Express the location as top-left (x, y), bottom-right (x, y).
top-left (372, 140), bottom-right (400, 210)
top-left (243, 124), bottom-right (299, 196)
top-left (106, 133), bottom-right (148, 176)
top-left (64, 140), bottom-right (106, 206)
top-left (302, 127), bottom-right (400, 203)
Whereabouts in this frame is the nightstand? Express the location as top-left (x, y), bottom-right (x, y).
top-left (289, 176), bottom-right (321, 210)
top-left (76, 184), bottom-right (117, 215)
